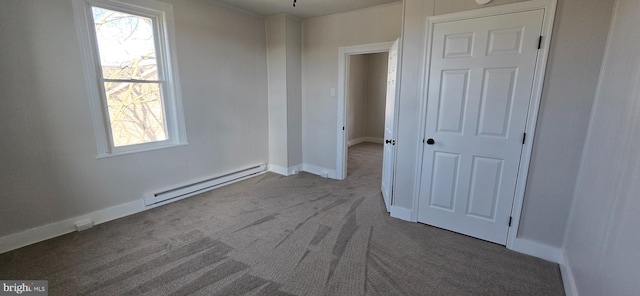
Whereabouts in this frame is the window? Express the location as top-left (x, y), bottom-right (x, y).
top-left (73, 0), bottom-right (187, 157)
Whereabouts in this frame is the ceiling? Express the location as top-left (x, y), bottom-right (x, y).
top-left (214, 0), bottom-right (401, 19)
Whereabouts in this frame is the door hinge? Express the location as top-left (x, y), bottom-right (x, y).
top-left (538, 36), bottom-right (543, 49)
top-left (508, 216), bottom-right (513, 227)
top-left (522, 132), bottom-right (527, 145)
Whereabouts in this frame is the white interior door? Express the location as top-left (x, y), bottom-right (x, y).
top-left (417, 10), bottom-right (544, 244)
top-left (381, 39), bottom-right (400, 212)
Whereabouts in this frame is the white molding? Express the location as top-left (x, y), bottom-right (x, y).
top-left (302, 163), bottom-right (338, 179)
top-left (513, 239), bottom-right (577, 295)
top-left (0, 200), bottom-right (145, 254)
top-left (559, 250), bottom-right (578, 296)
top-left (410, 0), bottom-right (558, 246)
top-left (363, 137), bottom-right (384, 144)
top-left (337, 41), bottom-right (395, 180)
top-left (390, 206), bottom-right (414, 221)
top-left (512, 238), bottom-right (563, 263)
top-left (72, 0), bottom-right (110, 156)
top-left (348, 138), bottom-right (366, 147)
top-left (95, 142), bottom-right (188, 159)
top-left (348, 137), bottom-right (384, 147)
top-left (268, 164), bottom-right (290, 176)
top-left (288, 164), bottom-right (303, 175)
top-left (514, 238), bottom-right (577, 296)
top-left (410, 2), bottom-right (434, 223)
top-left (268, 164), bottom-right (303, 176)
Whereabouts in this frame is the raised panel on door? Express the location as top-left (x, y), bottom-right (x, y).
top-left (466, 156), bottom-right (504, 220)
top-left (477, 68), bottom-right (518, 138)
top-left (418, 9), bottom-right (545, 245)
top-left (437, 70), bottom-right (470, 134)
top-left (487, 27), bottom-right (524, 56)
top-left (444, 33), bottom-right (474, 58)
top-left (428, 152), bottom-right (460, 211)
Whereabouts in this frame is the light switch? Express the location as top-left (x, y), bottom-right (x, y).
top-left (330, 88), bottom-right (336, 97)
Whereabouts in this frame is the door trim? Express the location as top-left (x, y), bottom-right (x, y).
top-left (336, 41), bottom-right (397, 180)
top-left (412, 0), bottom-right (557, 249)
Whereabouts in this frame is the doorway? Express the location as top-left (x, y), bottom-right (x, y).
top-left (346, 53), bottom-right (388, 150)
top-left (337, 40), bottom-right (400, 212)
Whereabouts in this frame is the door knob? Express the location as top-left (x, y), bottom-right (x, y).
top-left (426, 138), bottom-right (435, 145)
top-left (386, 139), bottom-right (392, 144)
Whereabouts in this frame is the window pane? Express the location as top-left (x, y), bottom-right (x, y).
top-left (104, 82), bottom-right (167, 147)
top-left (92, 7), bottom-right (159, 81)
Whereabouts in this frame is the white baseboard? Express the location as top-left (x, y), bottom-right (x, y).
top-left (302, 163), bottom-right (338, 179)
top-left (348, 138), bottom-right (366, 147)
top-left (288, 164), bottom-right (303, 175)
top-left (348, 137), bottom-right (384, 147)
top-left (512, 238), bottom-right (563, 263)
top-left (363, 137), bottom-right (384, 144)
top-left (271, 163), bottom-right (337, 179)
top-left (268, 164), bottom-right (303, 176)
top-left (0, 199), bottom-right (145, 254)
top-left (513, 238), bottom-right (578, 296)
top-left (559, 250), bottom-right (578, 296)
top-left (509, 239), bottom-right (577, 295)
top-left (270, 162), bottom-right (337, 179)
top-left (390, 206), bottom-right (413, 221)
top-left (268, 164), bottom-right (289, 176)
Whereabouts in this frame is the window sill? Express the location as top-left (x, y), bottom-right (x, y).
top-left (96, 142), bottom-right (189, 159)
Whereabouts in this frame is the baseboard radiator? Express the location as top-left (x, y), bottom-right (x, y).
top-left (143, 164), bottom-right (267, 209)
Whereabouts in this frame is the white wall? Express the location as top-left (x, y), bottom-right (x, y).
top-left (394, 0), bottom-right (614, 248)
top-left (286, 17), bottom-right (303, 167)
top-left (0, 0), bottom-right (268, 237)
top-left (347, 55), bottom-right (368, 142)
top-left (518, 0), bottom-right (615, 247)
top-left (267, 15), bottom-right (289, 168)
top-left (365, 53), bottom-right (388, 139)
top-left (563, 0), bottom-right (640, 294)
top-left (302, 2), bottom-right (403, 170)
top-left (267, 14), bottom-right (303, 172)
top-left (267, 14), bottom-right (302, 172)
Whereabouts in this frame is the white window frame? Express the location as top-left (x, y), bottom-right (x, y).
top-left (73, 0), bottom-right (187, 158)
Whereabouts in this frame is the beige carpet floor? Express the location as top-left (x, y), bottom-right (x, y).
top-left (0, 143), bottom-right (564, 295)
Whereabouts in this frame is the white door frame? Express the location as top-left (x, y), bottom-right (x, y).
top-left (336, 41), bottom-right (397, 180)
top-left (412, 0), bottom-right (557, 249)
